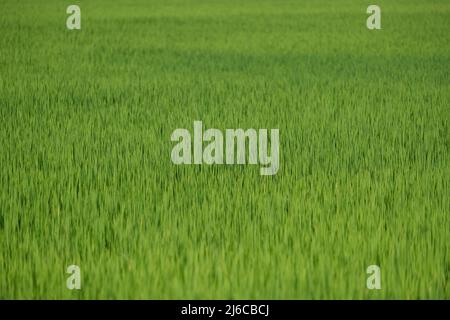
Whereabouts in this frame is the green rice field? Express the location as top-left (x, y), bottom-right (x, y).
top-left (0, 0), bottom-right (449, 299)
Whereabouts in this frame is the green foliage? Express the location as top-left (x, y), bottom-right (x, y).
top-left (0, 0), bottom-right (449, 299)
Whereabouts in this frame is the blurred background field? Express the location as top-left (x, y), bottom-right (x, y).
top-left (0, 0), bottom-right (449, 299)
